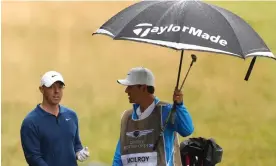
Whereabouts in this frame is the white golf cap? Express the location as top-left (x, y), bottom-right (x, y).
top-left (117, 67), bottom-right (155, 86)
top-left (40, 71), bottom-right (65, 87)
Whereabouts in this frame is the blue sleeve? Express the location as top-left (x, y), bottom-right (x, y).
top-left (73, 113), bottom-right (83, 153)
top-left (112, 140), bottom-right (123, 166)
top-left (168, 103), bottom-right (194, 137)
top-left (20, 118), bottom-right (49, 166)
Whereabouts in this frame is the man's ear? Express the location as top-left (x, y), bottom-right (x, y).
top-left (39, 86), bottom-right (44, 94)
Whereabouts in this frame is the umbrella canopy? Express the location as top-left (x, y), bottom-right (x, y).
top-left (93, 0), bottom-right (275, 60)
top-left (92, 0), bottom-right (275, 151)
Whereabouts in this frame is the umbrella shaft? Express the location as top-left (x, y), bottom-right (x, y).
top-left (176, 50), bottom-right (184, 90)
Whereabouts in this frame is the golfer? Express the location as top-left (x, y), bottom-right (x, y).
top-left (20, 71), bottom-right (89, 166)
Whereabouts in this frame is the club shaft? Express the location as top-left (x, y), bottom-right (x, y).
top-left (180, 61), bottom-right (194, 90)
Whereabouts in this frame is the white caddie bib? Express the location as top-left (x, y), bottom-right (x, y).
top-left (121, 152), bottom-right (158, 166)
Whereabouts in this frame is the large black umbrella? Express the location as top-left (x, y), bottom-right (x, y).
top-left (92, 0), bottom-right (275, 84)
top-left (92, 0), bottom-right (275, 150)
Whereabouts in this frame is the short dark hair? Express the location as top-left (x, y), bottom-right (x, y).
top-left (137, 85), bottom-right (155, 94)
top-left (147, 86), bottom-right (155, 94)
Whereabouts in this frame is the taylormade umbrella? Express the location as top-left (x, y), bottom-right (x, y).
top-left (92, 0), bottom-right (275, 84)
top-left (92, 0), bottom-right (275, 151)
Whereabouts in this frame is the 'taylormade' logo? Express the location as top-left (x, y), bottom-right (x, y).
top-left (132, 23), bottom-right (228, 46)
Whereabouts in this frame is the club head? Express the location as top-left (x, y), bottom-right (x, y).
top-left (191, 54), bottom-right (197, 62)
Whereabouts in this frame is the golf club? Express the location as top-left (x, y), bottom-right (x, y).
top-left (179, 54), bottom-right (197, 90)
top-left (153, 54), bottom-right (197, 151)
top-left (170, 54), bottom-right (197, 125)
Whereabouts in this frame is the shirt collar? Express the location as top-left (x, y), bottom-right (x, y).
top-left (136, 101), bottom-right (155, 120)
top-left (132, 96), bottom-right (160, 120)
top-left (36, 104), bottom-right (65, 116)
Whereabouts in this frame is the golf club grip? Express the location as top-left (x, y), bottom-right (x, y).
top-left (153, 103), bottom-right (176, 150)
top-left (152, 136), bottom-right (160, 151)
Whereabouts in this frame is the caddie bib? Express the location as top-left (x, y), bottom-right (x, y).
top-left (120, 101), bottom-right (182, 166)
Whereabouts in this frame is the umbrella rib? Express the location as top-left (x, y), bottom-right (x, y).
top-left (155, 1), bottom-right (183, 27)
top-left (206, 3), bottom-right (245, 58)
top-left (155, 0), bottom-right (191, 45)
top-left (178, 0), bottom-right (203, 46)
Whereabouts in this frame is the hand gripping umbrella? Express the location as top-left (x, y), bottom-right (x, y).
top-left (92, 0), bottom-right (275, 150)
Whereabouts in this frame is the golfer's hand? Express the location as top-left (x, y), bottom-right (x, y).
top-left (173, 90), bottom-right (183, 104)
top-left (76, 147), bottom-right (89, 162)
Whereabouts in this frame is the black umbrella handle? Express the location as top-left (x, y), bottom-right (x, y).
top-left (172, 50), bottom-right (185, 126)
top-left (244, 56), bottom-right (257, 81)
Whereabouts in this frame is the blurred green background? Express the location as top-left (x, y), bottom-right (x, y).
top-left (2, 1), bottom-right (276, 166)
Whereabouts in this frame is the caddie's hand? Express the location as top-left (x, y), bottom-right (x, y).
top-left (76, 147), bottom-right (90, 162)
top-left (173, 89), bottom-right (183, 104)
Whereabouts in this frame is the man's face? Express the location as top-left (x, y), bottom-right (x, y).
top-left (125, 85), bottom-right (146, 103)
top-left (40, 81), bottom-right (64, 105)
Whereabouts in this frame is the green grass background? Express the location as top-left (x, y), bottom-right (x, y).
top-left (2, 1), bottom-right (276, 166)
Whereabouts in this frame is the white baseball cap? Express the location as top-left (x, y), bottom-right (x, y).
top-left (117, 67), bottom-right (155, 86)
top-left (40, 71), bottom-right (65, 87)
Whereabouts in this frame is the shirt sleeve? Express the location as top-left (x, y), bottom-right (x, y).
top-left (174, 102), bottom-right (194, 136)
top-left (112, 140), bottom-right (123, 166)
top-left (20, 118), bottom-right (49, 166)
top-left (73, 113), bottom-right (83, 153)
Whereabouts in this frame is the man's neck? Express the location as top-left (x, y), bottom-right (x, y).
top-left (139, 95), bottom-right (155, 113)
top-left (40, 102), bottom-right (59, 116)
